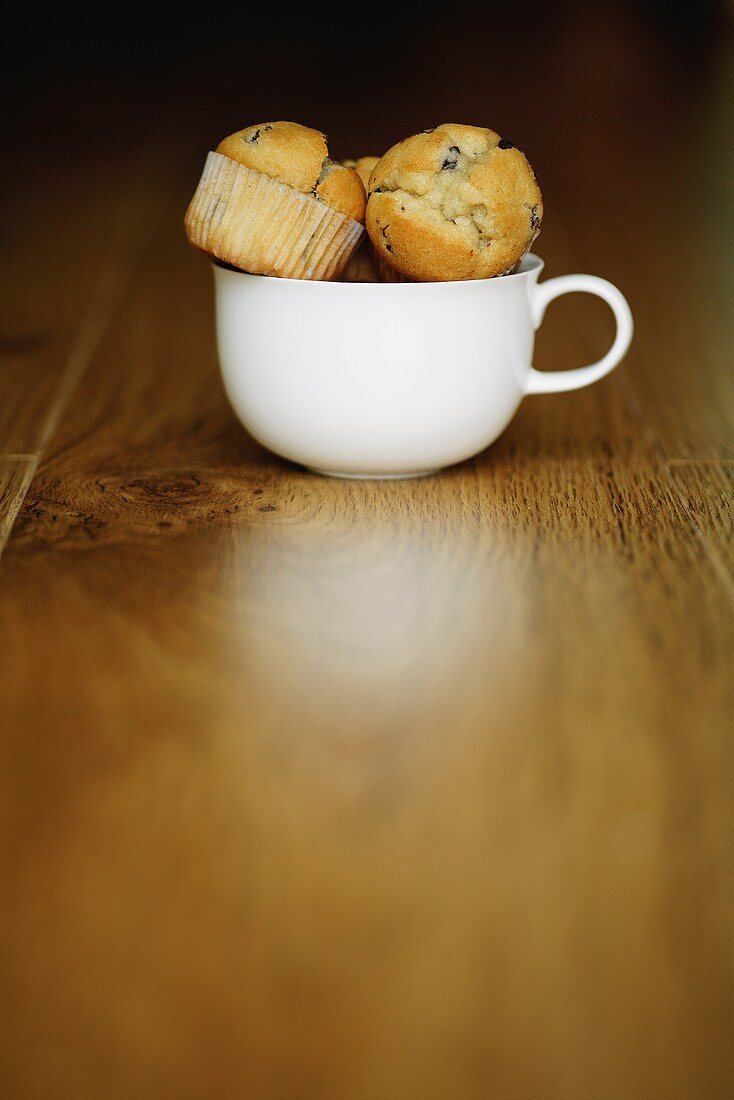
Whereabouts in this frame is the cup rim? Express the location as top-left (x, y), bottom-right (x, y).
top-left (212, 252), bottom-right (545, 288)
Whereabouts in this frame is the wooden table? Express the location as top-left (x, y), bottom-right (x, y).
top-left (2, 9), bottom-right (733, 1097)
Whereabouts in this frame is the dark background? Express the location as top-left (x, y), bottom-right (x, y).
top-left (1, 0), bottom-right (732, 314)
top-left (3, 1), bottom-right (732, 162)
top-left (1, 0), bottom-right (731, 348)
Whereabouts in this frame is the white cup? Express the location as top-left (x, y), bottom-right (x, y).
top-left (214, 254), bottom-right (633, 478)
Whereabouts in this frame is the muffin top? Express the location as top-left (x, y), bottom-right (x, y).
top-left (216, 121), bottom-right (366, 223)
top-left (366, 123), bottom-right (542, 280)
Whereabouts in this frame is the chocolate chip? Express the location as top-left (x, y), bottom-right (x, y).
top-left (441, 145), bottom-right (460, 170)
top-left (498, 139), bottom-right (515, 149)
top-left (246, 126), bottom-right (272, 143)
top-left (379, 224), bottom-right (394, 252)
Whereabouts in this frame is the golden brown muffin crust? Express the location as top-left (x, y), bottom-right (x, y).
top-left (217, 122), bottom-right (326, 193)
top-left (316, 162), bottom-right (366, 223)
top-left (366, 123), bottom-right (542, 280)
top-left (216, 122), bottom-right (365, 222)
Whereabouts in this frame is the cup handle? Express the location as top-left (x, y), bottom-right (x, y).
top-left (525, 274), bottom-right (633, 394)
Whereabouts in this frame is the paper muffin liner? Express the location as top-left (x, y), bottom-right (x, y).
top-left (185, 151), bottom-right (364, 281)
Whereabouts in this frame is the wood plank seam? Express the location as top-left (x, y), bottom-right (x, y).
top-left (0, 457), bottom-right (38, 558)
top-left (0, 137), bottom-right (188, 558)
top-left (0, 315), bottom-right (116, 563)
top-left (32, 314), bottom-right (111, 460)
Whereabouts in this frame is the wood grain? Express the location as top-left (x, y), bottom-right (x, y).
top-left (1, 12), bottom-right (733, 1099)
top-left (668, 461), bottom-right (734, 592)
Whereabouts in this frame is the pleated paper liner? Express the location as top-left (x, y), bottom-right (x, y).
top-left (185, 151), bottom-right (364, 281)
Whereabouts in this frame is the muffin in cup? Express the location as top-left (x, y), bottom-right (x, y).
top-left (185, 121), bottom-right (366, 281)
top-left (366, 124), bottom-right (542, 282)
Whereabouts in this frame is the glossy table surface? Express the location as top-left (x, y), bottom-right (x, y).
top-left (1, 9), bottom-right (733, 1097)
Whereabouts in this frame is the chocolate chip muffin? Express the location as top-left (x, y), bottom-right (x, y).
top-left (185, 121), bottom-right (366, 280)
top-left (366, 124), bottom-right (542, 281)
